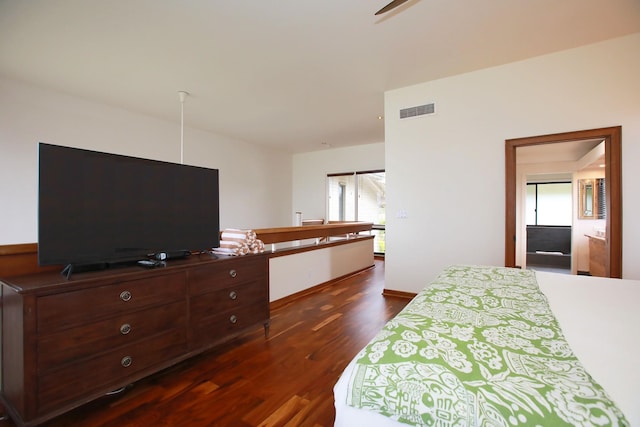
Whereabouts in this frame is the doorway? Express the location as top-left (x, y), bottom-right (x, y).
top-left (505, 126), bottom-right (622, 278)
top-left (326, 170), bottom-right (386, 254)
top-left (525, 181), bottom-right (573, 274)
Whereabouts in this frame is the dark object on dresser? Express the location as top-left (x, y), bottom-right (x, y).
top-left (37, 143), bottom-right (220, 275)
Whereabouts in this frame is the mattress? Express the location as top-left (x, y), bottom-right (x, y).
top-left (334, 268), bottom-right (640, 426)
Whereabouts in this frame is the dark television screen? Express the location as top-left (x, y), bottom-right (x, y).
top-left (38, 143), bottom-right (220, 267)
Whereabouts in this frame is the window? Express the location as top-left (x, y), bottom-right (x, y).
top-left (327, 170), bottom-right (385, 254)
top-left (327, 174), bottom-right (355, 221)
top-left (526, 182), bottom-right (572, 226)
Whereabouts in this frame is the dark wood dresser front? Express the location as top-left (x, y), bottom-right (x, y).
top-left (0, 253), bottom-right (269, 426)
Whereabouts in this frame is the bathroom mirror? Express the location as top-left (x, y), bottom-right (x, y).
top-left (579, 178), bottom-right (605, 219)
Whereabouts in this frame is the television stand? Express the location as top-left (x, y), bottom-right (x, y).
top-left (1, 253), bottom-right (270, 427)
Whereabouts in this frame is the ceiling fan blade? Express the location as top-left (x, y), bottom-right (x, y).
top-left (375, 0), bottom-right (411, 15)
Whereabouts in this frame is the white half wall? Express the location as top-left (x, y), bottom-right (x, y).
top-left (0, 77), bottom-right (293, 245)
top-left (384, 32), bottom-right (640, 292)
top-left (268, 238), bottom-right (374, 302)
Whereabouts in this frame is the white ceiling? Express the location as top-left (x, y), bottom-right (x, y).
top-left (1, 0), bottom-right (639, 153)
top-left (517, 139), bottom-right (603, 165)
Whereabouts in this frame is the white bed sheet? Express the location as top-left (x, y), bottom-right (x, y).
top-left (333, 271), bottom-right (640, 427)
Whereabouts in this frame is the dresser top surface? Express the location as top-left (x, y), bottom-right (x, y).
top-left (0, 252), bottom-right (268, 295)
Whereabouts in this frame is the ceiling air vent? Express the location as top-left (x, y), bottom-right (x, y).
top-left (399, 102), bottom-right (435, 119)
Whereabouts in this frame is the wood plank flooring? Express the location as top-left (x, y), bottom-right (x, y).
top-left (1, 260), bottom-right (408, 427)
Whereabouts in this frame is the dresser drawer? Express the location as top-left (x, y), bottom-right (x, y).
top-left (38, 272), bottom-right (187, 333)
top-left (189, 256), bottom-right (265, 295)
top-left (191, 302), bottom-right (268, 349)
top-left (190, 279), bottom-right (267, 317)
top-left (38, 301), bottom-right (187, 372)
top-left (37, 328), bottom-right (187, 415)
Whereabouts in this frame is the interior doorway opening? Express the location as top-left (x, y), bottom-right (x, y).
top-left (505, 126), bottom-right (622, 278)
top-left (525, 181), bottom-right (573, 274)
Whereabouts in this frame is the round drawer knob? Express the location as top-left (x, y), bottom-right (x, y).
top-left (120, 290), bottom-right (132, 302)
top-left (229, 315), bottom-right (238, 324)
top-left (229, 269), bottom-right (237, 278)
top-left (121, 356), bottom-right (133, 368)
top-left (229, 291), bottom-right (238, 300)
top-left (120, 323), bottom-right (132, 335)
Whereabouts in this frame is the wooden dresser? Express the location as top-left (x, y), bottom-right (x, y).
top-left (0, 253), bottom-right (269, 427)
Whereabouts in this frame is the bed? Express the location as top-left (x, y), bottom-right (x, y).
top-left (334, 265), bottom-right (639, 426)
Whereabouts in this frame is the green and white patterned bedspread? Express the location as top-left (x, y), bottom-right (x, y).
top-left (346, 265), bottom-right (629, 426)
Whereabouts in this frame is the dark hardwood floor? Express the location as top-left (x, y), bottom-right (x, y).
top-left (1, 260), bottom-right (408, 427)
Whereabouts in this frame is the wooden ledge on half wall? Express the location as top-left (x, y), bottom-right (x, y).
top-left (0, 243), bottom-right (61, 277)
top-left (254, 221), bottom-right (373, 252)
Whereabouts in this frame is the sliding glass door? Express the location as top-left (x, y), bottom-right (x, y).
top-left (327, 170), bottom-right (385, 254)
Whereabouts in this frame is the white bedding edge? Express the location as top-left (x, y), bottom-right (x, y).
top-left (333, 271), bottom-right (640, 427)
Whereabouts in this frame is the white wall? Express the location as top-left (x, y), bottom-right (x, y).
top-left (0, 77), bottom-right (292, 245)
top-left (291, 143), bottom-right (384, 223)
top-left (385, 32), bottom-right (640, 292)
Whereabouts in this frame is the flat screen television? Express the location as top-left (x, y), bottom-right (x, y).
top-left (38, 143), bottom-right (220, 275)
